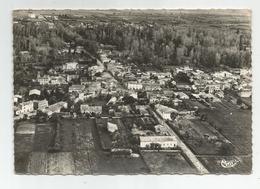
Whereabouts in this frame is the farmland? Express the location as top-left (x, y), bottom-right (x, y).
top-left (141, 151), bottom-right (198, 174)
top-left (201, 101), bottom-right (252, 155)
top-left (15, 118), bottom-right (150, 174)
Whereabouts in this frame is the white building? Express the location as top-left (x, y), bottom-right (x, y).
top-left (16, 101), bottom-right (34, 115)
top-left (14, 95), bottom-right (22, 103)
top-left (107, 122), bottom-right (118, 133)
top-left (69, 85), bottom-right (85, 93)
top-left (80, 104), bottom-right (102, 114)
top-left (28, 13), bottom-right (36, 18)
top-left (174, 92), bottom-right (189, 100)
top-left (43, 101), bottom-right (68, 116)
top-left (239, 88), bottom-right (252, 98)
top-left (37, 74), bottom-right (50, 85)
top-left (50, 76), bottom-right (67, 85)
top-left (154, 124), bottom-right (170, 135)
top-left (213, 71), bottom-right (233, 79)
top-left (37, 99), bottom-right (49, 111)
top-left (62, 62), bottom-right (79, 71)
top-left (129, 91), bottom-right (138, 99)
top-left (127, 82), bottom-right (143, 90)
top-left (29, 89), bottom-right (41, 96)
top-left (139, 136), bottom-right (177, 149)
top-left (155, 104), bottom-right (178, 120)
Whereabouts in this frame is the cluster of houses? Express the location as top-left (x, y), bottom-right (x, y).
top-left (14, 43), bottom-right (252, 154)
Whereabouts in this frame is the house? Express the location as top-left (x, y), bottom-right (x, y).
top-left (155, 104), bottom-right (178, 120)
top-left (28, 13), bottom-right (36, 19)
top-left (143, 83), bottom-right (161, 91)
top-left (78, 93), bottom-right (88, 101)
top-left (213, 71), bottom-right (233, 79)
top-left (75, 46), bottom-right (86, 54)
top-left (158, 78), bottom-right (171, 86)
top-left (16, 101), bottom-right (34, 115)
top-left (50, 76), bottom-right (67, 85)
top-left (88, 65), bottom-right (104, 76)
top-left (107, 96), bottom-right (117, 105)
top-left (14, 95), bottom-right (22, 103)
top-left (62, 62), bottom-right (79, 71)
top-left (43, 101), bottom-right (68, 116)
top-left (80, 77), bottom-right (89, 86)
top-left (118, 105), bottom-right (131, 113)
top-left (135, 105), bottom-right (150, 116)
top-left (66, 74), bottom-right (79, 82)
top-left (85, 81), bottom-right (102, 96)
top-left (107, 122), bottom-right (118, 133)
top-left (154, 72), bottom-right (172, 79)
top-left (154, 124), bottom-right (169, 135)
top-left (69, 85), bottom-right (85, 93)
top-left (128, 91), bottom-right (138, 99)
top-left (29, 89), bottom-right (41, 96)
top-left (126, 81), bottom-right (143, 90)
top-left (139, 136), bottom-right (177, 149)
top-left (37, 74), bottom-right (50, 85)
top-left (176, 84), bottom-right (191, 91)
top-left (37, 99), bottom-right (49, 111)
top-left (207, 84), bottom-right (221, 93)
top-left (239, 88), bottom-right (252, 98)
top-left (80, 105), bottom-right (102, 114)
top-left (174, 92), bottom-right (189, 100)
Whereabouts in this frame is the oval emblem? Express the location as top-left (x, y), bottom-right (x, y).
top-left (220, 159), bottom-right (239, 168)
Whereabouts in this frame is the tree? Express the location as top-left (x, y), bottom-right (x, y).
top-left (218, 142), bottom-right (234, 156)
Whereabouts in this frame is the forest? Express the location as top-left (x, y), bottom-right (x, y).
top-left (13, 10), bottom-right (251, 71)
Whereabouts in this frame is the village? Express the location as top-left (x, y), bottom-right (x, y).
top-left (13, 10), bottom-right (252, 174)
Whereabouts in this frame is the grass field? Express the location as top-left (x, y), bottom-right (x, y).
top-left (201, 101), bottom-right (252, 155)
top-left (141, 151), bottom-right (197, 174)
top-left (27, 152), bottom-right (75, 174)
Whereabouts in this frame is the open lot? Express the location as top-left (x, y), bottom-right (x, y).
top-left (95, 118), bottom-right (112, 150)
top-left (16, 118), bottom-right (149, 174)
top-left (141, 151), bottom-right (198, 174)
top-left (27, 152), bottom-right (75, 174)
top-left (33, 122), bottom-right (54, 152)
top-left (172, 117), bottom-right (227, 155)
top-left (201, 101), bottom-right (252, 155)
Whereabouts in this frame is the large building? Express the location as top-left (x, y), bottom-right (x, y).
top-left (126, 81), bottom-right (143, 90)
top-left (43, 101), bottom-right (68, 116)
top-left (239, 88), bottom-right (252, 98)
top-left (62, 62), bottom-right (79, 71)
top-left (139, 136), bottom-right (177, 149)
top-left (37, 74), bottom-right (50, 85)
top-left (80, 104), bottom-right (102, 114)
top-left (69, 85), bottom-right (85, 93)
top-left (16, 101), bottom-right (34, 115)
top-left (37, 99), bottom-right (49, 111)
top-left (155, 104), bottom-right (178, 120)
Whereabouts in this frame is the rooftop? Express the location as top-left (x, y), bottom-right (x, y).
top-left (140, 136), bottom-right (176, 142)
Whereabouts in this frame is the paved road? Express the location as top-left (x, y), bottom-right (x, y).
top-left (151, 110), bottom-right (209, 174)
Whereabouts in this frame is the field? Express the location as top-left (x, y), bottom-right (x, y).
top-left (201, 100), bottom-right (252, 155)
top-left (15, 134), bottom-right (34, 173)
top-left (198, 155), bottom-right (252, 174)
top-left (15, 118), bottom-right (149, 174)
top-left (141, 151), bottom-right (198, 174)
top-left (27, 152), bottom-right (75, 174)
